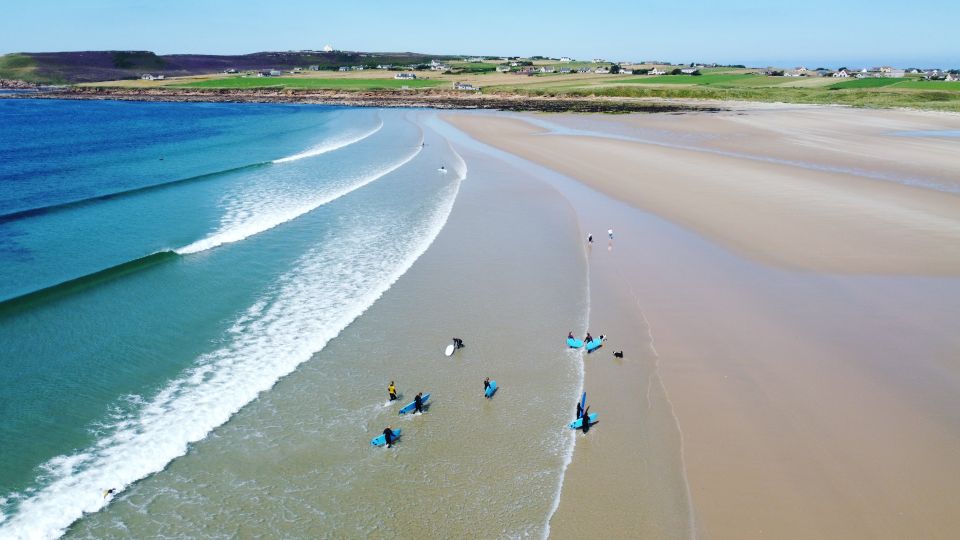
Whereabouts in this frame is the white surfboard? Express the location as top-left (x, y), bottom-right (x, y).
top-left (444, 343), bottom-right (455, 356)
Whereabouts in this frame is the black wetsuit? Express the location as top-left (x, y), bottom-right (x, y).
top-left (453, 338), bottom-right (464, 349)
top-left (415, 394), bottom-right (423, 413)
top-left (383, 428), bottom-right (394, 447)
top-left (576, 402), bottom-right (583, 419)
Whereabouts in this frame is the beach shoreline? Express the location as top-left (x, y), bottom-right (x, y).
top-left (445, 107), bottom-right (960, 538)
top-left (0, 86), bottom-right (721, 114)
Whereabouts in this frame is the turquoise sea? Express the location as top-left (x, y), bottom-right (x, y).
top-left (0, 99), bottom-right (586, 538)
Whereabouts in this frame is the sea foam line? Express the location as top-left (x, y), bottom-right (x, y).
top-left (0, 129), bottom-right (465, 540)
top-left (272, 118), bottom-right (384, 164)
top-left (176, 134), bottom-right (422, 255)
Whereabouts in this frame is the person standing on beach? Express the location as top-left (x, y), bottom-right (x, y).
top-left (388, 381), bottom-right (398, 401)
top-left (608, 228), bottom-right (614, 240)
top-left (587, 233), bottom-right (593, 244)
top-left (484, 377), bottom-right (490, 394)
top-left (383, 426), bottom-right (395, 448)
top-left (582, 406), bottom-right (591, 433)
top-left (414, 392), bottom-right (424, 414)
top-left (576, 401), bottom-right (583, 419)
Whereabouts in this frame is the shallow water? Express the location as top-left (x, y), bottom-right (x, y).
top-left (1, 101), bottom-right (589, 538)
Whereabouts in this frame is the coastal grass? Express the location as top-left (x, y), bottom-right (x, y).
top-left (176, 77), bottom-right (445, 90)
top-left (829, 78), bottom-right (903, 89)
top-left (496, 83), bottom-right (960, 112)
top-left (0, 54), bottom-right (63, 84)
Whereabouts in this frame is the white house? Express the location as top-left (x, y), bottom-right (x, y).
top-left (649, 67), bottom-right (666, 75)
top-left (883, 69), bottom-right (905, 78)
top-left (559, 67), bottom-right (571, 73)
top-left (680, 68), bottom-right (699, 75)
top-left (453, 82), bottom-right (477, 91)
top-left (577, 67), bottom-right (592, 73)
top-left (594, 67), bottom-right (610, 74)
top-left (394, 72), bottom-right (417, 80)
top-left (539, 66), bottom-right (556, 73)
top-left (560, 56), bottom-right (573, 62)
top-left (338, 66), bottom-right (350, 72)
top-left (946, 73), bottom-right (959, 82)
top-left (832, 69), bottom-right (850, 78)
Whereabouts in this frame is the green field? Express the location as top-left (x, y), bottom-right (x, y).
top-left (177, 77), bottom-right (445, 90)
top-left (619, 74), bottom-right (785, 87)
top-left (0, 54), bottom-right (57, 83)
top-left (829, 78), bottom-right (903, 89)
top-left (885, 79), bottom-right (960, 91)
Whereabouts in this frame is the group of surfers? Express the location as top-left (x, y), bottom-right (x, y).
top-left (380, 338), bottom-right (484, 448)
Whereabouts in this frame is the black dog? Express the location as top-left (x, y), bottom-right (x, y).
top-left (613, 350), bottom-right (624, 358)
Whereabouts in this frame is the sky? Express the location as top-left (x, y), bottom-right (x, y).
top-left (1, 0), bottom-right (958, 68)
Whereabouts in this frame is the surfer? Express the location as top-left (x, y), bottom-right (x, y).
top-left (576, 401), bottom-right (583, 419)
top-left (388, 381), bottom-right (398, 401)
top-left (608, 228), bottom-right (614, 240)
top-left (414, 392), bottom-right (424, 414)
top-left (440, 165), bottom-right (446, 172)
top-left (452, 337), bottom-right (464, 350)
top-left (103, 488), bottom-right (116, 499)
top-left (568, 331), bottom-right (575, 340)
top-left (383, 426), bottom-right (395, 448)
top-left (484, 377), bottom-right (490, 393)
top-left (585, 332), bottom-right (594, 344)
top-left (587, 233), bottom-right (593, 244)
top-left (582, 406), bottom-right (591, 433)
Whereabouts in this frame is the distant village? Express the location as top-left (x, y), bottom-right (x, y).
top-left (138, 50), bottom-right (960, 86)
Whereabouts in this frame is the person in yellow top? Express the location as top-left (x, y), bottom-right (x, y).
top-left (388, 381), bottom-right (398, 401)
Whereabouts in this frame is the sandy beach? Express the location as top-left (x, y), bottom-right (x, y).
top-left (445, 106), bottom-right (960, 539)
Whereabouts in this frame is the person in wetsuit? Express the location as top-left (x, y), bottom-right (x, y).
top-left (582, 406), bottom-right (591, 433)
top-left (383, 426), bottom-right (395, 448)
top-left (452, 337), bottom-right (464, 350)
top-left (576, 401), bottom-right (583, 419)
top-left (585, 332), bottom-right (594, 344)
top-left (484, 377), bottom-right (491, 395)
top-left (388, 381), bottom-right (398, 401)
top-left (414, 392), bottom-right (424, 414)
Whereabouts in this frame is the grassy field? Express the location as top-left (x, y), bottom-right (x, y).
top-left (829, 78), bottom-right (904, 89)
top-left (0, 54), bottom-right (59, 83)
top-left (176, 77), bottom-right (445, 90)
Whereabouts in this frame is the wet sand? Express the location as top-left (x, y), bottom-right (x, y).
top-left (446, 108), bottom-right (960, 539)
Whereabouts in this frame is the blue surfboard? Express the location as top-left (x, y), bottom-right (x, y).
top-left (569, 413), bottom-right (598, 429)
top-left (579, 392), bottom-right (587, 418)
top-left (567, 337), bottom-right (584, 349)
top-left (399, 393), bottom-right (430, 415)
top-left (371, 428), bottom-right (401, 446)
top-left (586, 338), bottom-right (603, 353)
top-left (485, 380), bottom-right (498, 398)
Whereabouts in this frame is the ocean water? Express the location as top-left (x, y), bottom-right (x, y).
top-left (0, 100), bottom-right (587, 538)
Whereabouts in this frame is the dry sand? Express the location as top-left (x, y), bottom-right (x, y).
top-left (445, 107), bottom-right (960, 539)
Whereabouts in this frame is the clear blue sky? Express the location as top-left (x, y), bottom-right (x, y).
top-left (1, 0), bottom-right (957, 68)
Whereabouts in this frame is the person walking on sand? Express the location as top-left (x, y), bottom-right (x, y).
top-left (388, 381), bottom-right (398, 401)
top-left (414, 392), bottom-right (424, 414)
top-left (582, 406), bottom-right (591, 433)
top-left (484, 377), bottom-right (491, 394)
top-left (608, 228), bottom-right (614, 240)
top-left (383, 426), bottom-right (395, 448)
top-left (576, 400), bottom-right (583, 419)
top-left (587, 233), bottom-right (593, 244)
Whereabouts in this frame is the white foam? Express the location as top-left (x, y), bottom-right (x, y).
top-left (271, 118), bottom-right (384, 164)
top-left (0, 129), bottom-right (465, 540)
top-left (176, 136), bottom-right (422, 255)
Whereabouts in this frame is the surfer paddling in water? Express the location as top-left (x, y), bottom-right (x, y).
top-left (452, 337), bottom-right (464, 350)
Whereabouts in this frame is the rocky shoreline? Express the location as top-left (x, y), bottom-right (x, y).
top-left (0, 85), bottom-right (721, 113)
